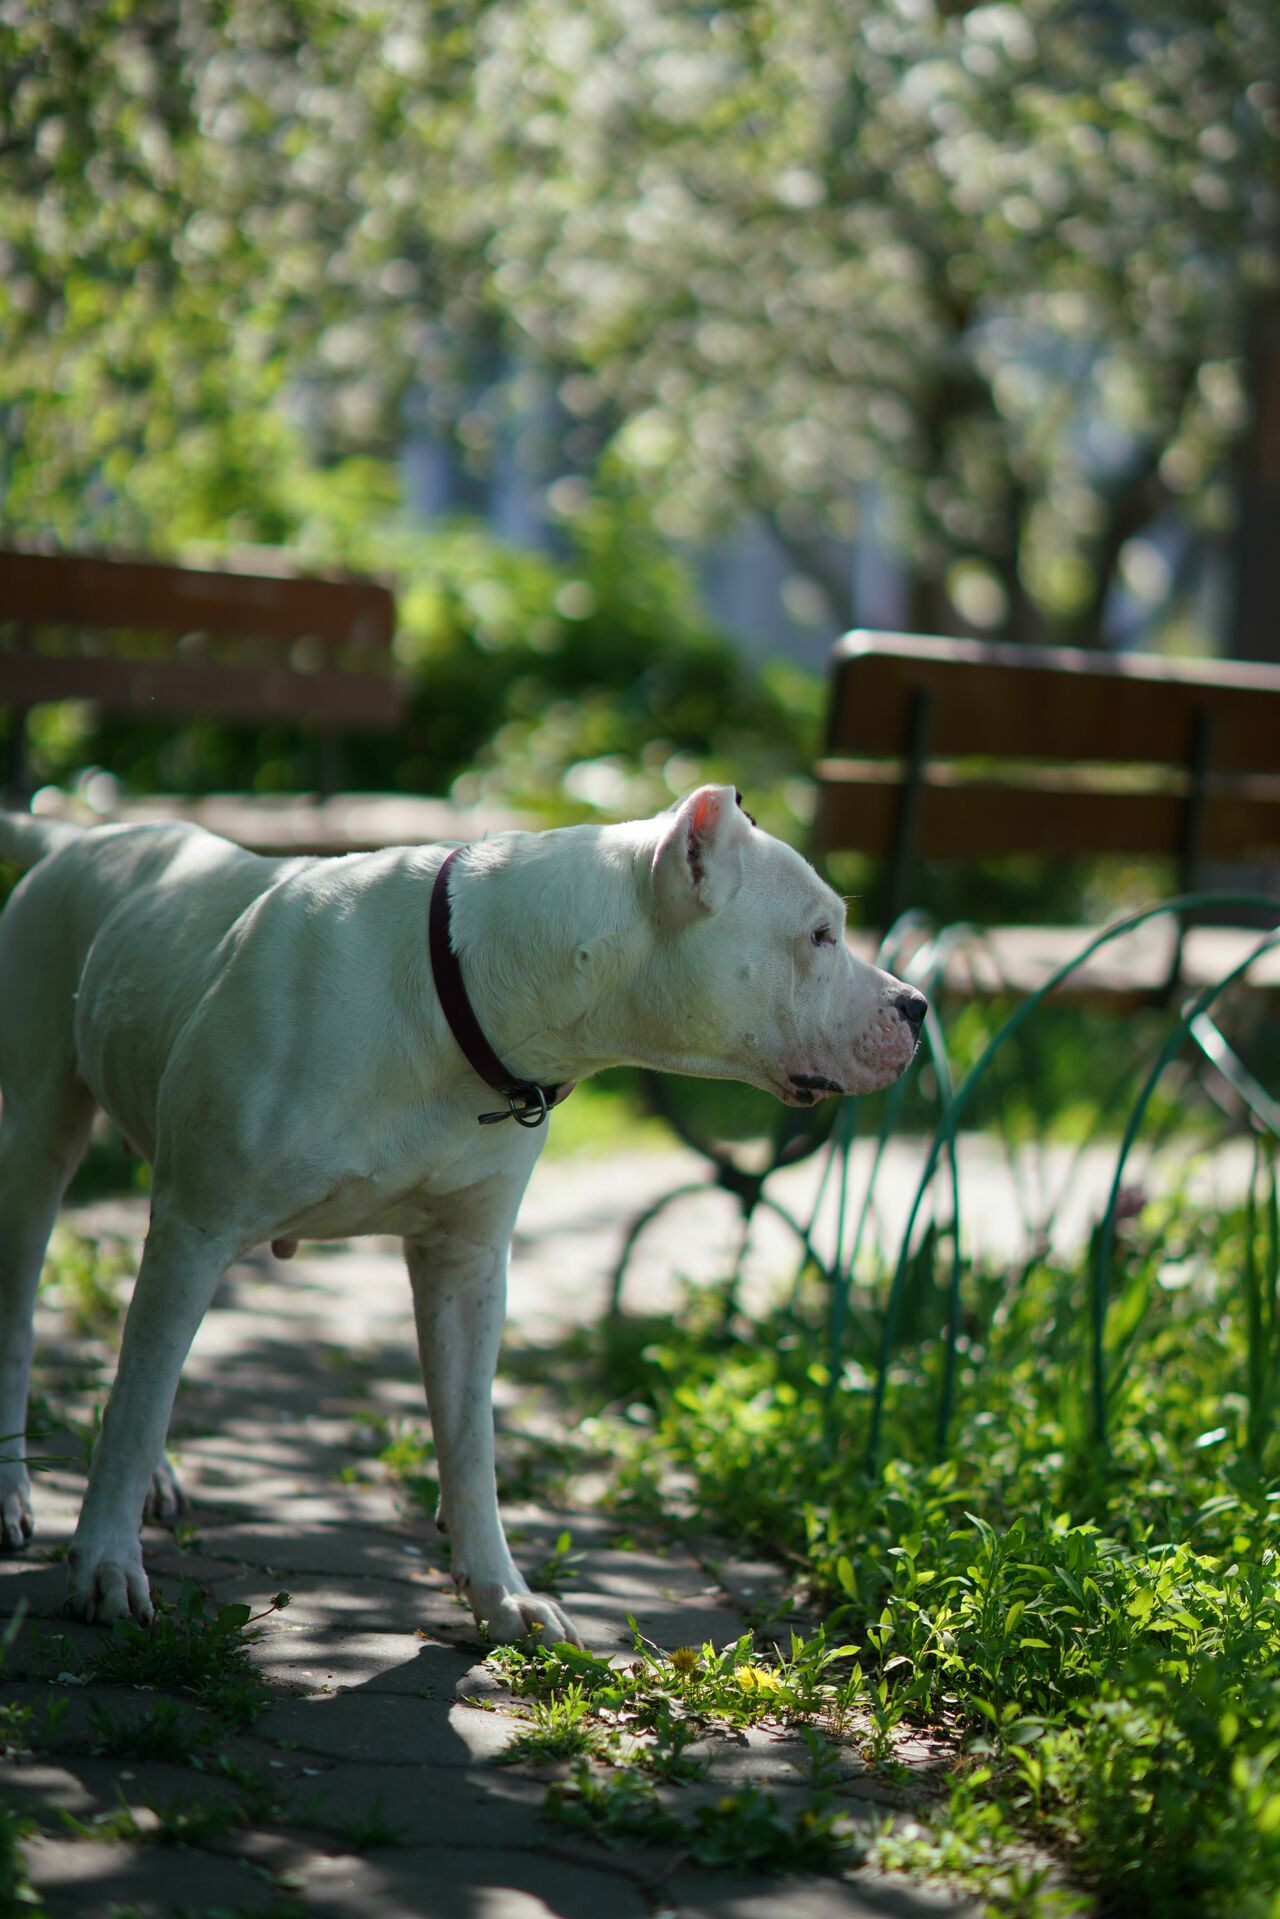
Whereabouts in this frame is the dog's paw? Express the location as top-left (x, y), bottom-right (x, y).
top-left (65, 1541), bottom-right (154, 1626)
top-left (471, 1580), bottom-right (583, 1647)
top-left (0, 1469), bottom-right (33, 1551)
top-left (142, 1455), bottom-right (188, 1529)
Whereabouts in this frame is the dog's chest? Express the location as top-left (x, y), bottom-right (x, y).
top-left (274, 1112), bottom-right (541, 1243)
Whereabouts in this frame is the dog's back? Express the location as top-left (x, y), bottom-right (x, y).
top-left (0, 815), bottom-right (280, 1132)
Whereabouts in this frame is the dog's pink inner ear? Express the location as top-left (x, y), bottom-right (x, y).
top-left (687, 788), bottom-right (723, 885)
top-left (690, 788), bottom-right (720, 838)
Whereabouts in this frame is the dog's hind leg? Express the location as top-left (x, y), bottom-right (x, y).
top-left (66, 1202), bottom-right (231, 1623)
top-left (0, 832), bottom-right (98, 1548)
top-left (0, 1079), bottom-right (95, 1549)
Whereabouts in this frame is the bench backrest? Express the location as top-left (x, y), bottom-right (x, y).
top-left (0, 548), bottom-right (402, 730)
top-left (814, 631), bottom-right (1280, 929)
top-left (815, 629), bottom-right (1280, 863)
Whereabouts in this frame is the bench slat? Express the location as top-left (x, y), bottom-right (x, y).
top-left (0, 549), bottom-right (395, 651)
top-left (828, 631), bottom-right (1280, 773)
top-left (814, 760), bottom-right (1280, 862)
top-left (0, 653), bottom-right (404, 729)
top-left (26, 790), bottom-right (527, 858)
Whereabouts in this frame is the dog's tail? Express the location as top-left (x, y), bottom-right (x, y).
top-left (0, 809), bottom-right (83, 873)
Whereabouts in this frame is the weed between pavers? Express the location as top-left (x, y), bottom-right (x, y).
top-left (485, 1617), bottom-right (878, 1872)
top-left (528, 1527), bottom-right (584, 1593)
top-left (2, 1581), bottom-right (419, 1877)
top-left (293, 1788), bottom-right (410, 1852)
top-left (548, 1758), bottom-right (861, 1872)
top-left (0, 1580), bottom-right (310, 1891)
top-left (64, 1582), bottom-right (292, 1731)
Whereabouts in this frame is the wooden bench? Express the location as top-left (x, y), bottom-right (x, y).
top-left (814, 630), bottom-right (1280, 1004)
top-left (614, 631), bottom-right (1280, 1311)
top-left (0, 546), bottom-right (434, 854)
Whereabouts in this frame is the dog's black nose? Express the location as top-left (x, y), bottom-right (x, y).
top-left (894, 990), bottom-right (928, 1030)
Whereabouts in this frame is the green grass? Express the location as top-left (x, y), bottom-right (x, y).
top-left (508, 1177), bottom-right (1280, 1916)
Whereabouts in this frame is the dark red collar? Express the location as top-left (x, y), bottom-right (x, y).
top-left (428, 848), bottom-right (568, 1127)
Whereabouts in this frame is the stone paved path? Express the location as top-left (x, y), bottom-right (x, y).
top-left (7, 1122), bottom-right (1232, 1916)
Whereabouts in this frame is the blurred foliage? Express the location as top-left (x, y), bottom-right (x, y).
top-left (457, 0), bottom-right (1279, 642)
top-left (0, 2), bottom-right (1275, 643)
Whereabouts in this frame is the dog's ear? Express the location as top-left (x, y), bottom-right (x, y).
top-left (651, 784), bottom-right (750, 928)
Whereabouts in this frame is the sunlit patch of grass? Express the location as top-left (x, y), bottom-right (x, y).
top-left (495, 1179), bottom-right (1280, 1911)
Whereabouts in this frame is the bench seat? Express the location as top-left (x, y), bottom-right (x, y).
top-left (25, 788), bottom-right (529, 859)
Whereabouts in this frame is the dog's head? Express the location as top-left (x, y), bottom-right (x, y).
top-left (637, 784), bottom-right (925, 1104)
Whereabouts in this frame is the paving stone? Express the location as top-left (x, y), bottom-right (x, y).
top-left (0, 1561), bottom-right (73, 1623)
top-left (0, 1678), bottom-right (209, 1752)
top-left (182, 1473), bottom-right (400, 1525)
top-left (691, 1727), bottom-right (873, 1793)
top-left (446, 1698), bottom-right (531, 1763)
top-left (131, 1547), bottom-right (258, 1588)
top-left (1, 1752), bottom-right (246, 1824)
top-left (691, 1542), bottom-right (795, 1617)
top-left (666, 1871), bottom-right (978, 1918)
top-left (0, 1758), bottom-right (104, 1823)
top-left (290, 1844), bottom-right (651, 1918)
top-left (21, 1833), bottom-right (285, 1917)
top-left (456, 1662), bottom-right (509, 1701)
top-left (206, 1567), bottom-right (466, 1636)
top-left (566, 1585), bottom-right (747, 1657)
top-left (0, 1610), bottom-right (104, 1680)
top-left (182, 1518), bottom-right (449, 1582)
top-left (247, 1625), bottom-right (475, 1699)
top-left (255, 1688), bottom-right (527, 1768)
top-left (278, 1755), bottom-right (549, 1850)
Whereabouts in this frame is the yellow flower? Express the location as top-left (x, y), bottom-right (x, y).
top-left (669, 1646), bottom-right (700, 1676)
top-left (737, 1664), bottom-right (782, 1692)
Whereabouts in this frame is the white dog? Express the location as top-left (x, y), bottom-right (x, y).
top-left (0, 786), bottom-right (924, 1643)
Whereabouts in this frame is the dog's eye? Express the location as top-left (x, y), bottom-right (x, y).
top-left (811, 924), bottom-right (835, 948)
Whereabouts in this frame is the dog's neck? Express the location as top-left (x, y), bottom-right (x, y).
top-left (441, 823), bottom-right (655, 1085)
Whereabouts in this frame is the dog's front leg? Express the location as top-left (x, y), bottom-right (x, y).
top-left (405, 1227), bottom-right (582, 1647)
top-left (66, 1205), bottom-right (230, 1624)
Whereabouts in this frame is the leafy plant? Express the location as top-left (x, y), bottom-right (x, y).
top-left (87, 1697), bottom-right (207, 1765)
top-left (0, 1801), bottom-right (42, 1919)
top-left (529, 1529), bottom-right (583, 1593)
top-left (76, 1582), bottom-right (290, 1730)
top-left (300, 1791), bottom-right (409, 1852)
top-left (546, 1760), bottom-right (862, 1872)
top-left (496, 1684), bottom-right (603, 1766)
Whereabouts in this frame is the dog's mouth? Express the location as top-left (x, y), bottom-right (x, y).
top-left (787, 1073), bottom-right (844, 1106)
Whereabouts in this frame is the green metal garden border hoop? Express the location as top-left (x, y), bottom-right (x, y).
top-left (864, 891), bottom-right (1280, 1474)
